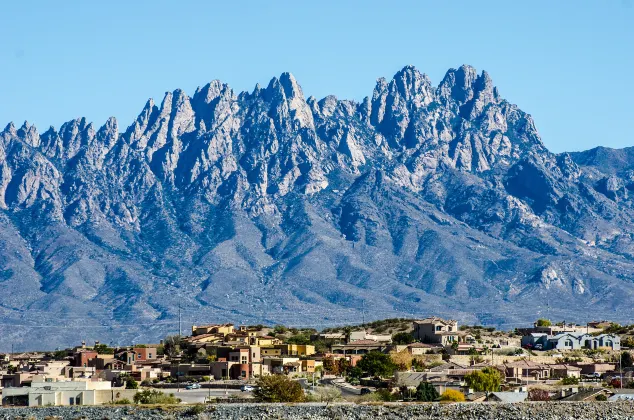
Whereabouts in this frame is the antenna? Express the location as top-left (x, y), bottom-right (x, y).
top-left (178, 303), bottom-right (182, 337)
top-left (362, 300), bottom-right (366, 326)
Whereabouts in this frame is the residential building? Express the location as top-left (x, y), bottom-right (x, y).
top-left (133, 347), bottom-right (157, 362)
top-left (549, 364), bottom-right (582, 379)
top-left (391, 343), bottom-right (442, 355)
top-left (191, 324), bottom-right (234, 337)
top-left (487, 392), bottom-right (528, 403)
top-left (312, 333), bottom-right (346, 346)
top-left (261, 357), bottom-right (302, 375)
top-left (501, 361), bottom-right (550, 382)
top-left (1, 380), bottom-right (135, 407)
top-left (276, 344), bottom-right (315, 356)
top-left (521, 332), bottom-right (620, 351)
top-left (331, 340), bottom-right (390, 355)
top-left (74, 351), bottom-right (98, 368)
top-left (349, 331), bottom-right (392, 343)
top-left (413, 317), bottom-right (459, 345)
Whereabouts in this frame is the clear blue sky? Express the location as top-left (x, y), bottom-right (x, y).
top-left (1, 0), bottom-right (632, 152)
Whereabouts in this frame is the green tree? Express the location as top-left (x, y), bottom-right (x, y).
top-left (536, 318), bottom-right (552, 327)
top-left (415, 382), bottom-right (439, 402)
top-left (622, 352), bottom-right (633, 369)
top-left (312, 339), bottom-right (328, 354)
top-left (357, 351), bottom-right (396, 378)
top-left (347, 366), bottom-right (363, 380)
top-left (464, 367), bottom-right (502, 392)
top-left (273, 325), bottom-right (288, 334)
top-left (94, 344), bottom-right (114, 354)
top-left (125, 378), bottom-right (139, 389)
top-left (52, 350), bottom-right (68, 360)
top-left (253, 374), bottom-right (305, 402)
top-left (595, 394), bottom-right (608, 401)
top-left (322, 356), bottom-right (337, 375)
top-left (286, 333), bottom-right (311, 345)
top-left (392, 332), bottom-right (415, 345)
top-left (163, 335), bottom-right (182, 358)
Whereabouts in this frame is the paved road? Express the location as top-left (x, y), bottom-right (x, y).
top-left (157, 388), bottom-right (250, 403)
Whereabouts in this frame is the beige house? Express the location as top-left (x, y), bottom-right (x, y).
top-left (191, 324), bottom-right (235, 336)
top-left (2, 380), bottom-right (135, 406)
top-left (413, 317), bottom-right (459, 345)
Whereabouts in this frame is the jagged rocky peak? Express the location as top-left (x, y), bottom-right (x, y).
top-left (262, 72), bottom-right (315, 130)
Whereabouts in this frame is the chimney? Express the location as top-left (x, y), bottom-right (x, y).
top-left (95, 340), bottom-right (100, 346)
top-left (81, 341), bottom-right (86, 349)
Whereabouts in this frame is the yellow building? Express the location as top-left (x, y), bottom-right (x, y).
top-left (252, 336), bottom-right (282, 346)
top-left (276, 344), bottom-right (315, 356)
top-left (191, 324), bottom-right (234, 336)
top-left (260, 347), bottom-right (282, 357)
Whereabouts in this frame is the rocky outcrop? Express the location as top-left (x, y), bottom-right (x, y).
top-left (2, 65), bottom-right (634, 348)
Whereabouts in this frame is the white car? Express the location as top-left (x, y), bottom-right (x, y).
top-left (241, 385), bottom-right (255, 392)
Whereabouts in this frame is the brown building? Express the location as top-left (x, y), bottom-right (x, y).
top-left (133, 347), bottom-right (157, 362)
top-left (74, 351), bottom-right (98, 368)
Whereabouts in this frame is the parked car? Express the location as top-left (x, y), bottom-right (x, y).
top-left (534, 344), bottom-right (543, 350)
top-left (185, 383), bottom-right (201, 390)
top-left (241, 385), bottom-right (255, 392)
top-left (360, 387), bottom-right (372, 395)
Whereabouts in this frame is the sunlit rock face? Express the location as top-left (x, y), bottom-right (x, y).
top-left (1, 65), bottom-right (634, 349)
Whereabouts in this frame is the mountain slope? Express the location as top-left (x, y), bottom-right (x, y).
top-left (1, 65), bottom-right (633, 349)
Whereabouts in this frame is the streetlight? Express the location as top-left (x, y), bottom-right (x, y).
top-left (620, 352), bottom-right (623, 390)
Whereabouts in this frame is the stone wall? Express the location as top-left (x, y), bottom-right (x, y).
top-left (2, 402), bottom-right (634, 420)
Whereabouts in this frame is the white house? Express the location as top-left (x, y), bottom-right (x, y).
top-left (1, 380), bottom-right (135, 407)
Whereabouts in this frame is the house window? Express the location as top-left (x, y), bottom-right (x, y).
top-left (69, 397), bottom-right (75, 405)
top-left (605, 341), bottom-right (613, 347)
top-left (76, 396), bottom-right (81, 405)
top-left (565, 340), bottom-right (573, 347)
top-left (436, 326), bottom-right (442, 331)
top-left (149, 354), bottom-right (152, 358)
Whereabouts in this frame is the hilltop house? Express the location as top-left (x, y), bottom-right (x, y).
top-left (521, 332), bottom-right (620, 351)
top-left (413, 317), bottom-right (458, 345)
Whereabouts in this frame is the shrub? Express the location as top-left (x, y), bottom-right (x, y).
top-left (133, 390), bottom-right (181, 404)
top-left (306, 386), bottom-right (342, 402)
top-left (111, 398), bottom-right (132, 405)
top-left (186, 404), bottom-right (206, 416)
top-left (595, 394), bottom-right (608, 401)
top-left (376, 388), bottom-right (398, 402)
top-left (440, 389), bottom-right (465, 402)
top-left (125, 378), bottom-right (138, 389)
top-left (561, 376), bottom-right (579, 385)
top-left (528, 388), bottom-right (550, 401)
top-left (254, 374), bottom-right (305, 402)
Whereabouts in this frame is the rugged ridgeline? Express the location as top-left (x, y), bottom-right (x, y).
top-left (1, 65), bottom-right (633, 349)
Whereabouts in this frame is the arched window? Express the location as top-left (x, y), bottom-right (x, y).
top-left (605, 340), bottom-right (613, 347)
top-left (565, 340), bottom-right (573, 347)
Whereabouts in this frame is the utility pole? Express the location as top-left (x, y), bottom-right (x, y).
top-left (362, 300), bottom-right (365, 326)
top-left (178, 303), bottom-right (182, 337)
top-left (620, 351), bottom-right (623, 389)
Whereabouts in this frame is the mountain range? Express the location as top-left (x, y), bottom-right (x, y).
top-left (1, 64), bottom-right (632, 350)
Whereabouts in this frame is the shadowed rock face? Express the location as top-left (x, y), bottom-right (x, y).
top-left (1, 65), bottom-right (633, 349)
